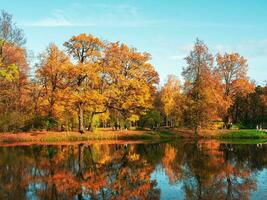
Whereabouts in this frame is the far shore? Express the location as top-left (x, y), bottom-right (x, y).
top-left (0, 128), bottom-right (266, 145)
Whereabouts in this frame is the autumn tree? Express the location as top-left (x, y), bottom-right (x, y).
top-left (64, 34), bottom-right (105, 133)
top-left (0, 11), bottom-right (29, 131)
top-left (229, 85), bottom-right (267, 127)
top-left (0, 10), bottom-right (26, 47)
top-left (160, 74), bottom-right (183, 127)
top-left (103, 42), bottom-right (159, 127)
top-left (182, 39), bottom-right (220, 136)
top-left (216, 53), bottom-right (254, 124)
top-left (35, 43), bottom-right (71, 129)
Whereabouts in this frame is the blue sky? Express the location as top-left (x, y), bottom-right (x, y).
top-left (1, 0), bottom-right (267, 84)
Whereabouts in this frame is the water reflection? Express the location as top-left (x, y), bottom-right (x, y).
top-left (0, 141), bottom-right (266, 200)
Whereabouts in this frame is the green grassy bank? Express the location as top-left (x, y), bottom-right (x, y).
top-left (0, 129), bottom-right (266, 144)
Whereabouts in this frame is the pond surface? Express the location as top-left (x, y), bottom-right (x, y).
top-left (0, 141), bottom-right (267, 200)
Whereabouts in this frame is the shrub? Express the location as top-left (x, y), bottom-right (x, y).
top-left (23, 116), bottom-right (58, 131)
top-left (0, 112), bottom-right (29, 132)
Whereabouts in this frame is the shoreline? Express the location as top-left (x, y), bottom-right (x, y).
top-left (0, 129), bottom-right (266, 145)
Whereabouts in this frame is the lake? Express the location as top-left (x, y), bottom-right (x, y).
top-left (0, 140), bottom-right (266, 200)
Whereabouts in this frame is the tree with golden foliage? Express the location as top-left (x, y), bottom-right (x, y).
top-left (103, 42), bottom-right (159, 127)
top-left (0, 9), bottom-right (265, 133)
top-left (35, 43), bottom-right (71, 129)
top-left (64, 34), bottom-right (105, 133)
top-left (0, 10), bottom-right (30, 132)
top-left (160, 74), bottom-right (183, 127)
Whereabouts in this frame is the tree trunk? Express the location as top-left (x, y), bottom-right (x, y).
top-left (88, 112), bottom-right (94, 132)
top-left (223, 114), bottom-right (230, 129)
top-left (78, 103), bottom-right (84, 134)
top-left (194, 125), bottom-right (199, 139)
top-left (166, 117), bottom-right (168, 126)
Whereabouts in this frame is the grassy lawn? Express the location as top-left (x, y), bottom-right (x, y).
top-left (0, 130), bottom-right (181, 144)
top-left (0, 129), bottom-right (266, 145)
top-left (219, 138), bottom-right (267, 144)
top-left (218, 129), bottom-right (267, 139)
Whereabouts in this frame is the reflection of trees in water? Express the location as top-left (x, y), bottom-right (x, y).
top-left (0, 146), bottom-right (35, 200)
top-left (0, 144), bottom-right (160, 200)
top-left (0, 142), bottom-right (266, 199)
top-left (166, 142), bottom-right (264, 200)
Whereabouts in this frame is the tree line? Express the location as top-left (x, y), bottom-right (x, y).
top-left (0, 11), bottom-right (266, 135)
top-left (158, 39), bottom-right (266, 135)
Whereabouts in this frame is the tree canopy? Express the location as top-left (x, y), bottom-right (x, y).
top-left (0, 10), bottom-right (266, 136)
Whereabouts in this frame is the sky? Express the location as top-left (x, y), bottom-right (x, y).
top-left (1, 0), bottom-right (267, 84)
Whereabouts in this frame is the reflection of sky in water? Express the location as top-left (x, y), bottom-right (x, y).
top-left (151, 165), bottom-right (184, 200)
top-left (27, 182), bottom-right (45, 200)
top-left (250, 169), bottom-right (267, 200)
top-left (150, 146), bottom-right (267, 200)
top-left (151, 166), bottom-right (267, 200)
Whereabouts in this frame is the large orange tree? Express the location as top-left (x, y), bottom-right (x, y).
top-left (64, 34), bottom-right (105, 133)
top-left (102, 42), bottom-right (159, 127)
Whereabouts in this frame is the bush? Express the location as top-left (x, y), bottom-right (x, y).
top-left (211, 121), bottom-right (224, 129)
top-left (0, 112), bottom-right (29, 132)
top-left (139, 110), bottom-right (162, 129)
top-left (230, 123), bottom-right (247, 130)
top-left (23, 116), bottom-right (58, 131)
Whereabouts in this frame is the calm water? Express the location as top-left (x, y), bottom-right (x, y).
top-left (0, 141), bottom-right (267, 200)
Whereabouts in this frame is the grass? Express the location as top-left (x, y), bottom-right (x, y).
top-left (0, 129), bottom-right (181, 144)
top-left (0, 128), bottom-right (266, 145)
top-left (218, 129), bottom-right (267, 139)
top-left (218, 138), bottom-right (267, 144)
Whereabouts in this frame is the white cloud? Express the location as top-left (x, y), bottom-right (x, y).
top-left (24, 11), bottom-right (95, 27)
top-left (178, 44), bottom-right (194, 52)
top-left (95, 3), bottom-right (139, 16)
top-left (237, 40), bottom-right (267, 57)
top-left (22, 3), bottom-right (164, 28)
top-left (212, 39), bottom-right (267, 58)
top-left (28, 17), bottom-right (72, 27)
